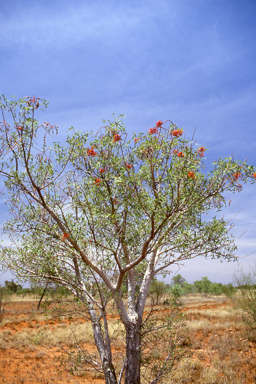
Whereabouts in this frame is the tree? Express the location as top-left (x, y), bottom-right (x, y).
top-left (171, 274), bottom-right (186, 286)
top-left (149, 278), bottom-right (167, 305)
top-left (4, 279), bottom-right (22, 293)
top-left (0, 95), bottom-right (255, 384)
top-left (193, 276), bottom-right (212, 294)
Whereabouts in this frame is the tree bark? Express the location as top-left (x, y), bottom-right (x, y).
top-left (102, 358), bottom-right (117, 384)
top-left (125, 321), bottom-right (141, 384)
top-left (87, 301), bottom-right (117, 384)
top-left (37, 280), bottom-right (49, 311)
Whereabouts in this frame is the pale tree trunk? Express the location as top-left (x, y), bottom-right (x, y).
top-left (124, 320), bottom-right (142, 384)
top-left (87, 300), bottom-right (117, 384)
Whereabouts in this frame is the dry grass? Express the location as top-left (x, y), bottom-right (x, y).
top-left (1, 294), bottom-right (256, 383)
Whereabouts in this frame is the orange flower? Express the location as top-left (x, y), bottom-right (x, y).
top-left (60, 233), bottom-right (69, 242)
top-left (87, 146), bottom-right (97, 157)
top-left (171, 129), bottom-right (183, 137)
top-left (126, 164), bottom-right (133, 169)
top-left (198, 147), bottom-right (205, 157)
top-left (17, 126), bottom-right (23, 131)
top-left (155, 120), bottom-right (163, 127)
top-left (113, 134), bottom-right (122, 142)
top-left (233, 172), bottom-right (241, 181)
top-left (177, 152), bottom-right (185, 157)
top-left (173, 149), bottom-right (178, 154)
top-left (254, 173), bottom-right (256, 179)
top-left (188, 171), bottom-right (196, 179)
top-left (134, 138), bottom-right (140, 143)
top-left (99, 168), bottom-right (106, 174)
top-left (148, 127), bottom-right (159, 135)
top-left (94, 178), bottom-right (102, 185)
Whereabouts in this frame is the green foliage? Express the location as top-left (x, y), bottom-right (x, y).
top-left (193, 277), bottom-right (212, 294)
top-left (171, 274), bottom-right (186, 286)
top-left (168, 275), bottom-right (236, 297)
top-left (149, 278), bottom-right (168, 305)
top-left (169, 284), bottom-right (184, 306)
top-left (4, 280), bottom-right (22, 293)
top-left (221, 283), bottom-right (236, 298)
top-left (16, 287), bottom-right (31, 296)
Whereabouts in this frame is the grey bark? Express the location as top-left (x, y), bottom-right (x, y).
top-left (87, 299), bottom-right (117, 384)
top-left (124, 320), bottom-right (142, 384)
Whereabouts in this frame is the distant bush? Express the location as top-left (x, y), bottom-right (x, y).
top-left (16, 288), bottom-right (31, 296)
top-left (4, 280), bottom-right (22, 293)
top-left (221, 283), bottom-right (236, 297)
top-left (149, 279), bottom-right (168, 305)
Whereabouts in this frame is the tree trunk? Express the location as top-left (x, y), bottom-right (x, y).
top-left (102, 358), bottom-right (117, 384)
top-left (125, 321), bottom-right (141, 384)
top-left (37, 280), bottom-right (49, 311)
top-left (87, 302), bottom-right (117, 384)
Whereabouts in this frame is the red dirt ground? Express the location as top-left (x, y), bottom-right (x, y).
top-left (1, 298), bottom-right (256, 383)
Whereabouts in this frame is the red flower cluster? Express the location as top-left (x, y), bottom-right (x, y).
top-left (94, 178), bottom-right (102, 185)
top-left (171, 129), bottom-right (183, 137)
top-left (173, 149), bottom-right (185, 157)
top-left (198, 147), bottom-right (205, 157)
top-left (99, 168), bottom-right (106, 174)
top-left (87, 146), bottom-right (97, 157)
top-left (126, 164), bottom-right (133, 169)
top-left (155, 120), bottom-right (163, 128)
top-left (188, 171), bottom-right (196, 179)
top-left (148, 127), bottom-right (159, 135)
top-left (233, 172), bottom-right (241, 181)
top-left (113, 134), bottom-right (122, 142)
top-left (61, 233), bottom-right (69, 242)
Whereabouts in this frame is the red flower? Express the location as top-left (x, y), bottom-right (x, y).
top-left (198, 147), bottom-right (205, 157)
top-left (148, 127), bottom-right (159, 135)
top-left (126, 164), bottom-right (133, 169)
top-left (188, 171), bottom-right (196, 179)
top-left (173, 149), bottom-right (178, 154)
top-left (99, 168), bottom-right (106, 174)
top-left (254, 173), bottom-right (256, 179)
top-left (113, 134), bottom-right (122, 142)
top-left (155, 120), bottom-right (163, 128)
top-left (17, 126), bottom-right (23, 131)
top-left (134, 138), bottom-right (140, 143)
top-left (177, 152), bottom-right (185, 157)
top-left (87, 146), bottom-right (97, 157)
top-left (60, 233), bottom-right (69, 242)
top-left (171, 129), bottom-right (183, 137)
top-left (233, 172), bottom-right (241, 181)
top-left (94, 178), bottom-right (102, 185)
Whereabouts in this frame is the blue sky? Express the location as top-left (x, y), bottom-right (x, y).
top-left (0, 0), bottom-right (256, 285)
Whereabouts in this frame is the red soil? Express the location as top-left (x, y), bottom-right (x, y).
top-left (1, 298), bottom-right (256, 383)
